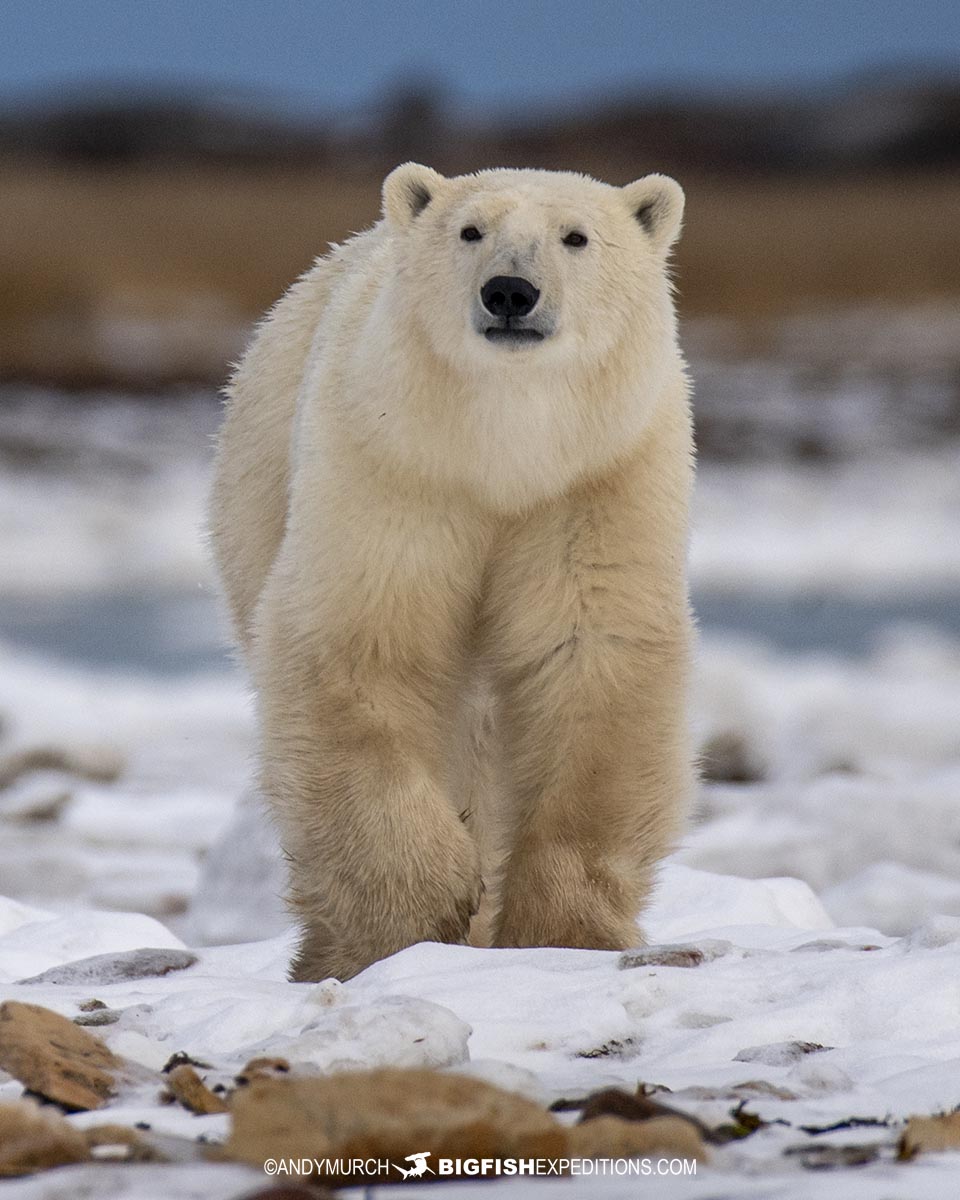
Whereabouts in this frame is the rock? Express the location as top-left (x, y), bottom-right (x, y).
top-left (161, 1051), bottom-right (212, 1074)
top-left (165, 1064), bottom-right (230, 1115)
top-left (577, 1086), bottom-right (712, 1142)
top-left (253, 995), bottom-right (471, 1073)
top-left (18, 947), bottom-right (198, 986)
top-left (575, 1037), bottom-right (637, 1060)
top-left (74, 1009), bottom-right (121, 1027)
top-left (227, 1069), bottom-right (564, 1184)
top-left (226, 1068), bottom-right (709, 1184)
top-left (791, 938), bottom-right (881, 953)
top-left (234, 1057), bottom-right (291, 1086)
top-left (699, 730), bottom-right (765, 783)
top-left (568, 1114), bottom-right (706, 1161)
top-left (619, 939), bottom-right (733, 970)
top-left (0, 1000), bottom-right (124, 1110)
top-left (0, 745), bottom-right (123, 789)
top-left (786, 1142), bottom-right (881, 1169)
top-left (899, 1111), bottom-right (960, 1158)
top-left (734, 1040), bottom-right (830, 1066)
top-left (0, 774), bottom-right (72, 822)
top-left (0, 1100), bottom-right (89, 1176)
top-left (731, 1079), bottom-right (799, 1101)
top-left (83, 1124), bottom-right (152, 1162)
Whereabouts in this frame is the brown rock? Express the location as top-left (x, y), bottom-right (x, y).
top-left (235, 1056), bottom-right (291, 1085)
top-left (899, 1112), bottom-right (960, 1159)
top-left (83, 1123), bottom-right (151, 1162)
top-left (226, 1069), bottom-right (710, 1183)
top-left (0, 1000), bottom-right (123, 1111)
top-left (227, 1068), bottom-right (562, 1183)
top-left (578, 1086), bottom-right (712, 1142)
top-left (165, 1064), bottom-right (229, 1115)
top-left (0, 1100), bottom-right (89, 1176)
top-left (580, 1086), bottom-right (682, 1123)
top-left (568, 1114), bottom-right (706, 1161)
top-left (730, 1079), bottom-right (799, 1101)
top-left (0, 745), bottom-right (123, 789)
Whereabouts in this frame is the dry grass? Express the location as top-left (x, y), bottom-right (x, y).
top-left (1, 162), bottom-right (958, 384)
top-left (676, 172), bottom-right (960, 319)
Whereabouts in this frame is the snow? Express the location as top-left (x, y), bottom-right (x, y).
top-left (2, 379), bottom-right (960, 1195)
top-left (0, 1164), bottom-right (266, 1200)
top-left (0, 389), bottom-right (218, 597)
top-left (0, 641), bottom-right (250, 924)
top-left (3, 376), bottom-right (960, 605)
top-left (693, 447), bottom-right (960, 595)
top-left (2, 637), bottom-right (960, 1200)
top-left (2, 873), bottom-right (960, 1196)
top-left (0, 910), bottom-right (184, 982)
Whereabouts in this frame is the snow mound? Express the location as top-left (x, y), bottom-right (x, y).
top-left (647, 863), bottom-right (833, 944)
top-left (0, 905), bottom-right (184, 983)
top-left (1, 859), bottom-right (960, 1196)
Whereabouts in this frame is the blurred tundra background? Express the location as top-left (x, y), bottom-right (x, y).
top-left (1, 0), bottom-right (959, 942)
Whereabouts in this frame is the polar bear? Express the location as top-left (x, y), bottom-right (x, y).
top-left (209, 163), bottom-right (695, 982)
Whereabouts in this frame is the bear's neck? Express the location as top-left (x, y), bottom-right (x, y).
top-left (345, 316), bottom-right (684, 514)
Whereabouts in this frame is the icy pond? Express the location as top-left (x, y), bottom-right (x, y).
top-left (2, 584), bottom-right (960, 673)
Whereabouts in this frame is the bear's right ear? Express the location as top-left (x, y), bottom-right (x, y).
top-left (382, 162), bottom-right (447, 228)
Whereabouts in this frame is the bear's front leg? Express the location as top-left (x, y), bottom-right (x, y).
top-left (484, 448), bottom-right (695, 951)
top-left (253, 506), bottom-right (489, 982)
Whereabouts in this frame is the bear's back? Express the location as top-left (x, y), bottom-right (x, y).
top-left (208, 226), bottom-right (381, 650)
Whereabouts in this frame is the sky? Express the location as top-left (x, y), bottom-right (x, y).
top-left (3, 0), bottom-right (960, 118)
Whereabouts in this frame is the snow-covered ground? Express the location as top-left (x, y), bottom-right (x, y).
top-left (1, 362), bottom-right (960, 1195)
top-left (5, 624), bottom-right (959, 943)
top-left (3, 851), bottom-right (960, 1197)
top-left (4, 376), bottom-right (960, 601)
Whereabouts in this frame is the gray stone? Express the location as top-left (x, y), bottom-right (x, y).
top-left (19, 948), bottom-right (197, 986)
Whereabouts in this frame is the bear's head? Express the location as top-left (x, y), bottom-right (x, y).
top-left (381, 163), bottom-right (684, 375)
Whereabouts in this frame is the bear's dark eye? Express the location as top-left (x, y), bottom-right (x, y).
top-left (562, 231), bottom-right (588, 248)
top-left (460, 226), bottom-right (483, 242)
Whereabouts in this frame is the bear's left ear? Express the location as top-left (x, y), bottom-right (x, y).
top-left (382, 162), bottom-right (447, 228)
top-left (621, 174), bottom-right (685, 252)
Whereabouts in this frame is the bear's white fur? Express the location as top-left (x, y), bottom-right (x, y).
top-left (209, 164), bottom-right (695, 981)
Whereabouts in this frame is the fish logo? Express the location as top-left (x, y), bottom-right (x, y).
top-left (395, 1151), bottom-right (434, 1179)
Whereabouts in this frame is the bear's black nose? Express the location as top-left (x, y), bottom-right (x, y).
top-left (480, 276), bottom-right (540, 319)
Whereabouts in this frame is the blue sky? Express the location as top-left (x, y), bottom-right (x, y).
top-left (4, 0), bottom-right (960, 116)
